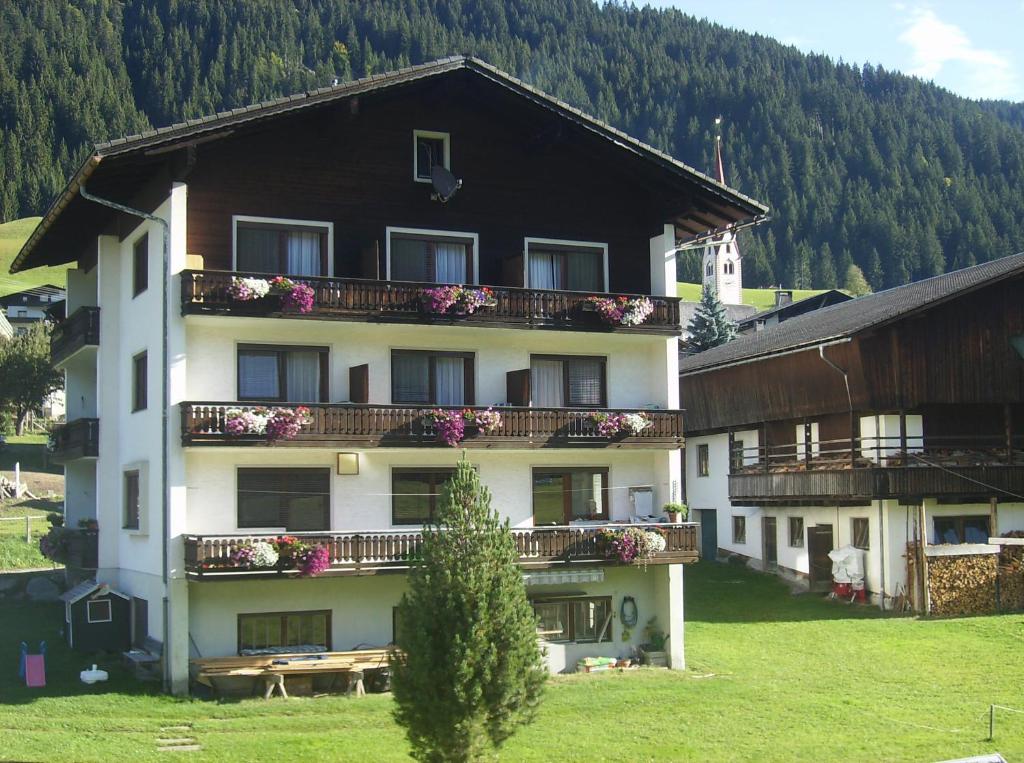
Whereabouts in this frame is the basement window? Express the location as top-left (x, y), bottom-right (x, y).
top-left (238, 610), bottom-right (331, 653)
top-left (413, 130), bottom-right (450, 182)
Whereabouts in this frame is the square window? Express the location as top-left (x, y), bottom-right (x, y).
top-left (87, 599), bottom-right (112, 623)
top-left (697, 444), bottom-right (710, 477)
top-left (789, 517), bottom-right (804, 548)
top-left (532, 468), bottom-right (609, 525)
top-left (529, 355), bottom-right (606, 408)
top-left (392, 468), bottom-right (457, 525)
top-left (732, 515), bottom-right (746, 544)
top-left (413, 130), bottom-right (450, 182)
top-left (392, 350), bottom-right (474, 406)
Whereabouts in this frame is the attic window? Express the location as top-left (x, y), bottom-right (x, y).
top-left (413, 130), bottom-right (450, 183)
top-left (87, 599), bottom-right (112, 623)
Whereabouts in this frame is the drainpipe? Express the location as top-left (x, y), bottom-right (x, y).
top-left (876, 499), bottom-right (886, 610)
top-left (80, 183), bottom-right (171, 689)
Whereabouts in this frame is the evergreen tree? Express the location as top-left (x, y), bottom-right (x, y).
top-left (0, 322), bottom-right (63, 434)
top-left (843, 264), bottom-right (872, 296)
top-left (391, 457), bottom-right (546, 763)
top-left (685, 284), bottom-right (737, 353)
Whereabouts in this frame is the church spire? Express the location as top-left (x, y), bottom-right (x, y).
top-left (714, 116), bottom-right (726, 184)
top-left (701, 117), bottom-right (743, 305)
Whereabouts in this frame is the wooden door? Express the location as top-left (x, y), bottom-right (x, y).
top-left (700, 509), bottom-right (718, 561)
top-left (762, 517), bottom-right (778, 570)
top-left (131, 597), bottom-right (148, 648)
top-left (808, 525), bottom-right (834, 592)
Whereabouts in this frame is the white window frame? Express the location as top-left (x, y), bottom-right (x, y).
top-left (523, 237), bottom-right (609, 292)
top-left (412, 130), bottom-right (451, 183)
top-left (385, 226), bottom-right (479, 285)
top-left (86, 599), bottom-right (112, 624)
top-left (231, 215), bottom-right (334, 277)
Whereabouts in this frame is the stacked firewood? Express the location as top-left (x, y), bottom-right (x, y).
top-left (997, 567), bottom-right (1024, 611)
top-left (927, 553), bottom-right (997, 616)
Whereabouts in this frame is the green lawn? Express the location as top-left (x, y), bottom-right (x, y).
top-left (677, 281), bottom-right (833, 310)
top-left (0, 434), bottom-right (63, 570)
top-left (1, 563), bottom-right (1022, 762)
top-left (0, 216), bottom-right (69, 298)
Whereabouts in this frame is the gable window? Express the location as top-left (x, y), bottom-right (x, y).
top-left (933, 515), bottom-right (990, 545)
top-left (789, 517), bottom-right (804, 548)
top-left (234, 217), bottom-right (330, 277)
top-left (87, 599), bottom-right (112, 623)
top-left (413, 130), bottom-right (450, 182)
top-left (852, 518), bottom-right (870, 550)
top-left (132, 352), bottom-right (147, 412)
top-left (529, 355), bottom-right (605, 408)
top-left (238, 345), bottom-right (328, 403)
top-left (524, 239), bottom-right (607, 292)
top-left (123, 471), bottom-right (140, 530)
top-left (697, 444), bottom-right (710, 477)
top-left (723, 261), bottom-right (735, 276)
top-left (238, 610), bottom-right (331, 653)
top-left (392, 468), bottom-right (457, 525)
top-left (532, 467), bottom-right (609, 525)
top-left (132, 234), bottom-right (149, 297)
top-left (391, 350), bottom-right (474, 406)
top-left (732, 515), bottom-right (746, 544)
top-left (387, 228), bottom-right (476, 284)
top-left (237, 468), bottom-right (330, 531)
top-left (532, 596), bottom-right (612, 643)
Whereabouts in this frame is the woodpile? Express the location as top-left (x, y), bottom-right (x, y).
top-left (927, 552), bottom-right (997, 616)
top-left (997, 567), bottom-right (1024, 612)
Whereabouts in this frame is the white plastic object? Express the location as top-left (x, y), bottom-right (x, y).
top-left (80, 664), bottom-right (108, 684)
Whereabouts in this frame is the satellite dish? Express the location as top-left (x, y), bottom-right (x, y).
top-left (431, 164), bottom-right (462, 203)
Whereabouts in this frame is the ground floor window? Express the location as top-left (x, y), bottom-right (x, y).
top-left (933, 515), bottom-right (990, 545)
top-left (789, 516), bottom-right (804, 547)
top-left (732, 515), bottom-right (746, 544)
top-left (851, 517), bottom-right (870, 550)
top-left (237, 610), bottom-right (331, 653)
top-left (531, 596), bottom-right (612, 643)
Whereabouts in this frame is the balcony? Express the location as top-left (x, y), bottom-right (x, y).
top-left (49, 418), bottom-right (99, 463)
top-left (51, 306), bottom-right (100, 366)
top-left (728, 435), bottom-right (1024, 504)
top-left (183, 524), bottom-right (699, 579)
top-left (180, 270), bottom-right (682, 335)
top-left (181, 403), bottom-right (684, 449)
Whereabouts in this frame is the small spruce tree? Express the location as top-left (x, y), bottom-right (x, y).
top-left (391, 457), bottom-right (546, 763)
top-left (685, 284), bottom-right (737, 353)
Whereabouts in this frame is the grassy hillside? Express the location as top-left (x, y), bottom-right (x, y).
top-left (677, 282), bottom-right (830, 310)
top-left (0, 217), bottom-right (68, 298)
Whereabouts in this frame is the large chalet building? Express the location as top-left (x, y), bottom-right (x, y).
top-left (12, 57), bottom-right (766, 693)
top-left (681, 256), bottom-right (1024, 605)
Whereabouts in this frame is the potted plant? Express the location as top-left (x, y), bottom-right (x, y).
top-left (663, 502), bottom-right (688, 523)
top-left (639, 617), bottom-right (668, 667)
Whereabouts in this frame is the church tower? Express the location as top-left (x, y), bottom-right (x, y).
top-left (701, 123), bottom-right (743, 305)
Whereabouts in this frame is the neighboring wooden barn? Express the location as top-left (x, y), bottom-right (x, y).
top-left (60, 580), bottom-right (130, 652)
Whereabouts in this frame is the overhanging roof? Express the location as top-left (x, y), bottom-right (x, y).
top-left (11, 56), bottom-right (767, 274)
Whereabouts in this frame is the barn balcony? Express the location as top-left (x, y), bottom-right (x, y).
top-left (183, 523), bottom-right (699, 579)
top-left (181, 403), bottom-right (684, 449)
top-left (728, 435), bottom-right (1024, 504)
top-left (179, 270), bottom-right (682, 335)
top-left (50, 306), bottom-right (100, 366)
top-left (49, 418), bottom-right (100, 463)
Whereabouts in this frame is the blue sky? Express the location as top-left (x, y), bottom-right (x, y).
top-left (644, 1), bottom-right (1024, 102)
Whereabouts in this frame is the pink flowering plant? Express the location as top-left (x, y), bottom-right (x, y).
top-left (231, 540), bottom-right (280, 568)
top-left (587, 295), bottom-right (655, 326)
top-left (590, 411), bottom-right (652, 437)
top-left (222, 406), bottom-right (311, 442)
top-left (597, 527), bottom-right (668, 567)
top-left (228, 275), bottom-right (315, 313)
top-left (419, 285), bottom-right (497, 316)
top-left (470, 407), bottom-right (502, 434)
top-left (424, 409), bottom-right (466, 446)
top-left (228, 276), bottom-right (272, 302)
top-left (296, 544), bottom-right (330, 576)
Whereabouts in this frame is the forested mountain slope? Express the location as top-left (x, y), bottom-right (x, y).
top-left (2, 0), bottom-right (1023, 290)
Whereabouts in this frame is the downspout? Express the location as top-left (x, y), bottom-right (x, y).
top-left (80, 183), bottom-right (172, 689)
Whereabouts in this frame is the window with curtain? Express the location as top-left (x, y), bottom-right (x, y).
top-left (238, 611), bottom-right (330, 652)
top-left (529, 356), bottom-right (605, 408)
top-left (525, 242), bottom-right (605, 291)
top-left (392, 468), bottom-right (457, 524)
top-left (531, 597), bottom-right (612, 643)
top-left (237, 468), bottom-right (330, 530)
top-left (532, 467), bottom-right (609, 525)
top-left (235, 221), bottom-right (328, 276)
top-left (389, 232), bottom-right (472, 284)
top-left (391, 350), bottom-right (473, 405)
top-left (932, 516), bottom-right (989, 544)
top-left (237, 345), bottom-right (327, 403)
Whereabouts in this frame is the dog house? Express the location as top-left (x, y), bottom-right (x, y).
top-left (60, 580), bottom-right (130, 652)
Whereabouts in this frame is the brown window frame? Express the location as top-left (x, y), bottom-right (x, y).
top-left (132, 233), bottom-right (149, 297)
top-left (123, 470), bottom-right (140, 530)
top-left (388, 230), bottom-right (474, 284)
top-left (730, 439), bottom-right (744, 473)
top-left (236, 344), bottom-right (329, 403)
top-left (789, 516), bottom-right (804, 548)
top-left (530, 596), bottom-right (613, 643)
top-left (851, 517), bottom-right (870, 550)
top-left (132, 351), bottom-right (148, 412)
top-left (932, 515), bottom-right (990, 545)
top-left (390, 350), bottom-right (475, 406)
top-left (531, 467), bottom-right (610, 525)
top-left (529, 354), bottom-right (607, 408)
top-left (235, 220), bottom-right (330, 277)
top-left (236, 467), bottom-right (331, 531)
top-left (732, 515), bottom-right (746, 544)
top-left (237, 609), bottom-right (332, 653)
top-left (697, 444), bottom-right (710, 477)
top-left (391, 467), bottom-right (458, 525)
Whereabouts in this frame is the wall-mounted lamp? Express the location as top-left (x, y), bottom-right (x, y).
top-left (337, 452), bottom-right (359, 475)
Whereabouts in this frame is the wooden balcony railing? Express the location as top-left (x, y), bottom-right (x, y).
top-left (181, 403), bottom-right (684, 449)
top-left (51, 306), bottom-right (100, 365)
top-left (184, 523), bottom-right (699, 579)
top-left (728, 434), bottom-right (1024, 503)
top-left (49, 418), bottom-right (99, 463)
top-left (180, 270), bottom-right (682, 335)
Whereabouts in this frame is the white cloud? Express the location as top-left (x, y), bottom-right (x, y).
top-left (898, 6), bottom-right (1021, 100)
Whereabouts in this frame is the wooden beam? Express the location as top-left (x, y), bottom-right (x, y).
top-left (918, 499), bottom-right (931, 615)
top-left (990, 496), bottom-right (999, 537)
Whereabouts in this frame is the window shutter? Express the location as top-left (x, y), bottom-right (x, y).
top-left (349, 364), bottom-right (368, 404)
top-left (566, 358), bottom-right (604, 406)
top-left (506, 369), bottom-right (530, 407)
